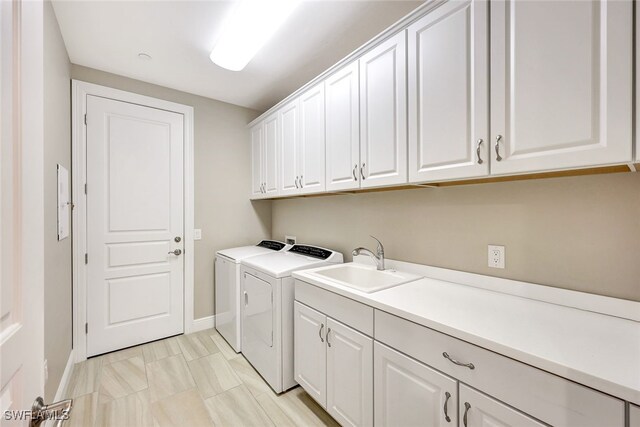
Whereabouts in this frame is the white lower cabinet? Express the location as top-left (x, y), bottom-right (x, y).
top-left (631, 404), bottom-right (640, 427)
top-left (374, 342), bottom-right (457, 427)
top-left (459, 385), bottom-right (544, 427)
top-left (294, 301), bottom-right (373, 427)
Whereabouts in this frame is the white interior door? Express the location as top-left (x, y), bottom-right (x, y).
top-left (86, 95), bottom-right (184, 357)
top-left (490, 0), bottom-right (632, 174)
top-left (1, 0), bottom-right (46, 419)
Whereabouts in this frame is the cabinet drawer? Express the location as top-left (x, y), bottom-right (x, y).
top-left (295, 280), bottom-right (374, 336)
top-left (374, 310), bottom-right (625, 427)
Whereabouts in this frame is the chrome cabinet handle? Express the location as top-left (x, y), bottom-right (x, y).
top-left (319, 324), bottom-right (325, 342)
top-left (168, 249), bottom-right (182, 256)
top-left (244, 291), bottom-right (248, 306)
top-left (443, 391), bottom-right (452, 422)
top-left (463, 402), bottom-right (471, 427)
top-left (295, 176), bottom-right (299, 189)
top-left (443, 352), bottom-right (475, 370)
top-left (476, 139), bottom-right (483, 164)
top-left (299, 175), bottom-right (303, 188)
top-left (360, 163), bottom-right (366, 180)
top-left (326, 327), bottom-right (332, 347)
top-left (353, 164), bottom-right (358, 181)
top-left (495, 135), bottom-right (503, 161)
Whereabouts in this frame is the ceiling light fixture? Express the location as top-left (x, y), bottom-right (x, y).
top-left (210, 0), bottom-right (301, 71)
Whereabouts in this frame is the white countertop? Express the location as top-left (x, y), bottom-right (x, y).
top-left (293, 264), bottom-right (640, 405)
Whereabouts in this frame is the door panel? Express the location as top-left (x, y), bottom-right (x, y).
top-left (630, 404), bottom-right (640, 427)
top-left (243, 272), bottom-right (273, 348)
top-left (490, 0), bottom-right (632, 174)
top-left (374, 342), bottom-right (457, 427)
top-left (250, 123), bottom-right (263, 198)
top-left (325, 62), bottom-right (360, 191)
top-left (263, 113), bottom-right (279, 196)
top-left (408, 0), bottom-right (489, 183)
top-left (86, 95), bottom-right (184, 356)
top-left (359, 31), bottom-right (407, 188)
top-left (279, 99), bottom-right (300, 196)
top-left (459, 385), bottom-right (545, 427)
top-left (299, 83), bottom-right (326, 194)
top-left (294, 302), bottom-right (327, 407)
top-left (326, 318), bottom-right (373, 427)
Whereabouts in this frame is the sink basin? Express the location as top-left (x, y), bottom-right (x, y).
top-left (310, 263), bottom-right (421, 293)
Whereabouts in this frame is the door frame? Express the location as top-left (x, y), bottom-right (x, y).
top-left (71, 80), bottom-right (195, 362)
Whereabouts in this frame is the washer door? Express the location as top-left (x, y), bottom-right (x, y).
top-left (243, 272), bottom-right (273, 348)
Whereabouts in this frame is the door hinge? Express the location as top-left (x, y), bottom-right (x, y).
top-left (85, 253), bottom-right (88, 264)
top-left (85, 323), bottom-right (88, 334)
top-left (84, 114), bottom-right (87, 125)
top-left (84, 183), bottom-right (87, 195)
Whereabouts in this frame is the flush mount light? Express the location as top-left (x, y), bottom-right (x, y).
top-left (138, 53), bottom-right (152, 61)
top-left (210, 0), bottom-right (301, 71)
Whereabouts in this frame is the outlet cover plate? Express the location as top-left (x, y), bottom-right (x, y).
top-left (488, 245), bottom-right (505, 269)
top-left (193, 229), bottom-right (202, 240)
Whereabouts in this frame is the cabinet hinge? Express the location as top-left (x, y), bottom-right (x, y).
top-left (85, 253), bottom-right (88, 264)
top-left (84, 114), bottom-right (87, 125)
top-left (84, 183), bottom-right (87, 195)
top-left (85, 323), bottom-right (88, 334)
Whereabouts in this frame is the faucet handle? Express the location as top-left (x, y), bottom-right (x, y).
top-left (370, 235), bottom-right (384, 255)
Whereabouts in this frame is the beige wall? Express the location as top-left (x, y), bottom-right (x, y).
top-left (272, 172), bottom-right (640, 302)
top-left (71, 65), bottom-right (271, 319)
top-left (43, 1), bottom-right (72, 400)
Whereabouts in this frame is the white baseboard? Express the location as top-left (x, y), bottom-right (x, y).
top-left (191, 315), bottom-right (216, 333)
top-left (54, 349), bottom-right (75, 401)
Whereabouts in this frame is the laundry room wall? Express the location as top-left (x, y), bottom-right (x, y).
top-left (71, 65), bottom-right (272, 321)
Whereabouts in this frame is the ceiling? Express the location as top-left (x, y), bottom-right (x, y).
top-left (52, 0), bottom-right (423, 111)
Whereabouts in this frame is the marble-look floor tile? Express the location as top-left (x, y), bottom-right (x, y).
top-left (96, 390), bottom-right (154, 427)
top-left (188, 353), bottom-right (241, 398)
top-left (177, 331), bottom-right (220, 361)
top-left (151, 388), bottom-right (213, 427)
top-left (258, 387), bottom-right (339, 427)
top-left (99, 355), bottom-right (148, 401)
top-left (210, 332), bottom-right (239, 360)
top-left (147, 354), bottom-right (196, 402)
top-left (66, 392), bottom-right (99, 427)
top-left (66, 357), bottom-right (103, 398)
top-left (227, 356), bottom-right (271, 398)
top-left (99, 346), bottom-right (143, 365)
top-left (204, 385), bottom-right (274, 427)
top-left (142, 336), bottom-right (181, 364)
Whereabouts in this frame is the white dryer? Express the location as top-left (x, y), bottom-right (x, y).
top-left (215, 240), bottom-right (290, 352)
top-left (241, 245), bottom-right (343, 393)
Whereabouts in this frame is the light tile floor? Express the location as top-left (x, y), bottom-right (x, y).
top-left (64, 329), bottom-right (339, 427)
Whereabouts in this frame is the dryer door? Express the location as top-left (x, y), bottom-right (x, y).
top-left (243, 272), bottom-right (273, 348)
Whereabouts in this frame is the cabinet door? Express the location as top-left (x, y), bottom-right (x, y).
top-left (250, 123), bottom-right (264, 199)
top-left (459, 385), bottom-right (545, 427)
top-left (374, 342), bottom-right (457, 427)
top-left (279, 99), bottom-right (300, 196)
top-left (325, 62), bottom-right (360, 191)
top-left (299, 83), bottom-right (326, 195)
top-left (294, 302), bottom-right (327, 407)
top-left (630, 404), bottom-right (640, 427)
top-left (326, 318), bottom-right (373, 427)
top-left (263, 112), bottom-right (279, 197)
top-left (490, 0), bottom-right (632, 175)
top-left (359, 31), bottom-right (407, 188)
top-left (408, 0), bottom-right (489, 183)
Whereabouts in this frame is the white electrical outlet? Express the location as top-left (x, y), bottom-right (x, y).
top-left (488, 245), bottom-right (505, 269)
top-left (285, 235), bottom-right (297, 245)
top-left (193, 229), bottom-right (202, 240)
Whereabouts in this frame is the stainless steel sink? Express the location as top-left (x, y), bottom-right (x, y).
top-left (310, 263), bottom-right (421, 293)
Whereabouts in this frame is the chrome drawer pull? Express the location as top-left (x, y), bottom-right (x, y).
top-left (476, 139), bottom-right (483, 164)
top-left (353, 164), bottom-right (358, 180)
top-left (360, 163), bottom-right (366, 180)
top-left (495, 135), bottom-right (503, 161)
top-left (326, 327), bottom-right (332, 347)
top-left (463, 402), bottom-right (471, 427)
top-left (443, 352), bottom-right (475, 370)
top-left (443, 391), bottom-right (452, 422)
top-left (319, 324), bottom-right (325, 342)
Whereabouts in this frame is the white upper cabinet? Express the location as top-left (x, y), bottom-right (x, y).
top-left (490, 0), bottom-right (632, 175)
top-left (279, 99), bottom-right (300, 197)
top-left (250, 123), bottom-right (264, 199)
top-left (299, 83), bottom-right (326, 194)
top-left (325, 62), bottom-right (361, 191)
top-left (263, 112), bottom-right (279, 197)
top-left (359, 32), bottom-right (408, 188)
top-left (408, 0), bottom-right (489, 183)
top-left (636, 2), bottom-right (639, 163)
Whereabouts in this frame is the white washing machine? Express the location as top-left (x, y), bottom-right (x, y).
top-left (215, 240), bottom-right (291, 352)
top-left (241, 245), bottom-right (343, 393)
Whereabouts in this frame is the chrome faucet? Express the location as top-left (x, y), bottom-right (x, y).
top-left (352, 236), bottom-right (385, 271)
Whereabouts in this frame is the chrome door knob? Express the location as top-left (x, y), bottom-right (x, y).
top-left (168, 249), bottom-right (182, 256)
